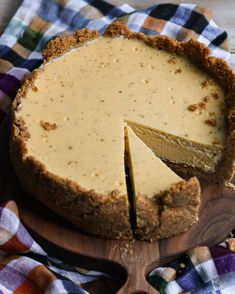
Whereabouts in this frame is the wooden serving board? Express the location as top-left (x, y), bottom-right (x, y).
top-left (1, 113), bottom-right (235, 293)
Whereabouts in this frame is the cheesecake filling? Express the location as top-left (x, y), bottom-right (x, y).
top-left (126, 126), bottom-right (182, 198)
top-left (127, 121), bottom-right (223, 173)
top-left (16, 35), bottom-right (227, 197)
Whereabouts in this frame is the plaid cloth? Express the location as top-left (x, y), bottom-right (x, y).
top-left (0, 1), bottom-right (233, 293)
top-left (148, 242), bottom-right (235, 294)
top-left (0, 201), bottom-right (102, 293)
top-left (1, 202), bottom-right (235, 294)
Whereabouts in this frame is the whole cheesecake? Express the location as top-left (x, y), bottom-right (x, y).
top-left (10, 22), bottom-right (235, 240)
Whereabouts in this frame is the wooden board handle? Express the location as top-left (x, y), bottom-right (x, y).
top-left (117, 270), bottom-right (157, 294)
top-left (112, 242), bottom-right (159, 294)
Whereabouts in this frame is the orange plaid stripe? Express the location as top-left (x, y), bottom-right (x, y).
top-left (14, 279), bottom-right (42, 294)
top-left (0, 235), bottom-right (28, 253)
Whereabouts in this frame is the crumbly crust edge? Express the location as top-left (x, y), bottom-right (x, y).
top-left (10, 21), bottom-right (235, 240)
top-left (135, 177), bottom-right (201, 241)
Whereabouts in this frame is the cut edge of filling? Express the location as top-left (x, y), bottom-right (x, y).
top-left (124, 125), bottom-right (137, 233)
top-left (126, 120), bottom-right (223, 174)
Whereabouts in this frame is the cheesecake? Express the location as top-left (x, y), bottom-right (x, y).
top-left (126, 127), bottom-right (200, 241)
top-left (10, 22), bottom-right (235, 240)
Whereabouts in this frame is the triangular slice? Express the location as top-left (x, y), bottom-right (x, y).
top-left (126, 126), bottom-right (201, 241)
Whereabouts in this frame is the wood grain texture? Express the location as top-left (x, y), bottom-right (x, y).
top-left (1, 114), bottom-right (235, 293)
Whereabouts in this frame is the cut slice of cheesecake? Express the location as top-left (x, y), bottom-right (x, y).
top-left (126, 126), bottom-right (201, 241)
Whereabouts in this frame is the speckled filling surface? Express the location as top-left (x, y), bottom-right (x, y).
top-left (15, 36), bottom-right (226, 194)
